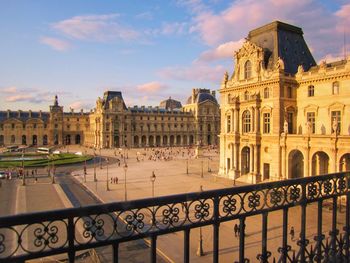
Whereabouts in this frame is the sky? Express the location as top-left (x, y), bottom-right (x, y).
top-left (0, 0), bottom-right (349, 111)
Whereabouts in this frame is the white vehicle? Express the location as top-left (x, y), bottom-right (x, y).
top-left (37, 147), bottom-right (52, 154)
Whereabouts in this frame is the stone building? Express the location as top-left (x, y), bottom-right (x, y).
top-left (219, 21), bottom-right (350, 183)
top-left (0, 89), bottom-right (220, 148)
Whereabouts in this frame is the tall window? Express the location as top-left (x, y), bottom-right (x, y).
top-left (331, 111), bottom-right (341, 133)
top-left (11, 135), bottom-right (15, 143)
top-left (244, 60), bottom-right (252, 79)
top-left (227, 115), bottom-right (231, 133)
top-left (287, 112), bottom-right (293, 134)
top-left (287, 86), bottom-right (292, 98)
top-left (308, 85), bottom-right (314, 97)
top-left (244, 91), bottom-right (249, 101)
top-left (242, 110), bottom-right (251, 133)
top-left (263, 113), bottom-right (270, 133)
top-left (332, 81), bottom-right (339, 95)
top-left (306, 112), bottom-right (315, 133)
top-left (264, 88), bottom-right (269, 99)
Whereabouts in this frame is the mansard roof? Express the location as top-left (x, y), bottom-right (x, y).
top-left (159, 97), bottom-right (182, 110)
top-left (0, 111), bottom-right (50, 122)
top-left (247, 20), bottom-right (316, 74)
top-left (103, 91), bottom-right (127, 110)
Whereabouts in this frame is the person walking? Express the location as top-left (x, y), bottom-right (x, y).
top-left (290, 226), bottom-right (295, 241)
top-left (234, 224), bottom-right (238, 237)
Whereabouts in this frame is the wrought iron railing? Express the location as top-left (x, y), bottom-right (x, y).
top-left (0, 172), bottom-right (349, 263)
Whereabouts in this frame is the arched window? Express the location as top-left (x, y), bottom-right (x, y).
top-left (242, 110), bottom-right (251, 133)
top-left (244, 60), bottom-right (252, 79)
top-left (308, 85), bottom-right (314, 97)
top-left (11, 135), bottom-right (15, 144)
top-left (226, 115), bottom-right (231, 133)
top-left (0, 135), bottom-right (4, 145)
top-left (22, 135), bottom-right (26, 145)
top-left (332, 81), bottom-right (339, 95)
top-left (43, 135), bottom-right (48, 145)
top-left (264, 88), bottom-right (269, 99)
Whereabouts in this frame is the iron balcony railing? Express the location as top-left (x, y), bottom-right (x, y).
top-left (0, 172), bottom-right (349, 263)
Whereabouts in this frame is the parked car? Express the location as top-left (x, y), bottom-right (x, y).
top-left (0, 171), bottom-right (7, 179)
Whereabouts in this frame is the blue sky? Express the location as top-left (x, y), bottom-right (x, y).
top-left (0, 0), bottom-right (349, 111)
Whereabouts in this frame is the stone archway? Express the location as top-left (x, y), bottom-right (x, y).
top-left (241, 146), bottom-right (250, 175)
top-left (141, 136), bottom-right (146, 147)
top-left (288, 150), bottom-right (304, 178)
top-left (163, 135), bottom-right (168, 146)
top-left (156, 136), bottom-right (161, 146)
top-left (176, 135), bottom-right (181, 146)
top-left (134, 136), bottom-right (139, 147)
top-left (339, 153), bottom-right (350, 172)
top-left (149, 136), bottom-right (154, 147)
top-left (311, 151), bottom-right (329, 175)
top-left (75, 134), bottom-right (81, 145)
top-left (170, 135), bottom-right (175, 146)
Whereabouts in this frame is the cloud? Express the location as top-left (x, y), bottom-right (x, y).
top-left (136, 81), bottom-right (168, 93)
top-left (158, 62), bottom-right (226, 83)
top-left (135, 12), bottom-right (153, 20)
top-left (52, 14), bottom-right (139, 42)
top-left (182, 0), bottom-right (348, 61)
top-left (69, 100), bottom-right (94, 110)
top-left (0, 86), bottom-right (59, 104)
top-left (199, 39), bottom-right (244, 61)
top-left (145, 22), bottom-right (188, 36)
top-left (40, 37), bottom-right (72, 51)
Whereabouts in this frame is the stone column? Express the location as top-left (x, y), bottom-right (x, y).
top-left (250, 144), bottom-right (254, 174)
top-left (305, 146), bottom-right (310, 177)
top-left (281, 146), bottom-right (286, 179)
top-left (254, 145), bottom-right (259, 176)
top-left (235, 109), bottom-right (239, 133)
top-left (255, 107), bottom-right (260, 133)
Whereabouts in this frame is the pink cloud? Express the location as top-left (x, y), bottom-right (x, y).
top-left (52, 14), bottom-right (139, 42)
top-left (136, 81), bottom-right (168, 93)
top-left (69, 101), bottom-right (94, 110)
top-left (335, 4), bottom-right (350, 34)
top-left (158, 62), bottom-right (226, 83)
top-left (199, 39), bottom-right (245, 61)
top-left (2, 86), bottom-right (18, 94)
top-left (40, 37), bottom-right (71, 51)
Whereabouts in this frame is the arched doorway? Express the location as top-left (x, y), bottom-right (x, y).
top-left (149, 136), bottom-right (154, 147)
top-left (134, 136), bottom-right (139, 147)
top-left (22, 135), bottom-right (26, 145)
top-left (241, 146), bottom-right (250, 175)
top-left (207, 135), bottom-right (211, 145)
top-left (75, 134), bottom-right (81, 145)
top-left (11, 135), bottom-right (15, 144)
top-left (65, 135), bottom-right (71, 145)
top-left (170, 135), bottom-right (175, 146)
top-left (163, 135), bottom-right (168, 146)
top-left (0, 135), bottom-right (4, 145)
top-left (141, 136), bottom-right (146, 147)
top-left (176, 135), bottom-right (181, 146)
top-left (32, 135), bottom-right (37, 146)
top-left (43, 135), bottom-right (48, 145)
top-left (312, 151), bottom-right (329, 175)
top-left (189, 135), bottom-right (194, 145)
top-left (183, 135), bottom-right (187, 146)
top-left (288, 150), bottom-right (304, 178)
top-left (54, 134), bottom-right (59, 145)
top-left (114, 136), bottom-right (119, 147)
top-left (339, 153), bottom-right (350, 172)
top-left (156, 136), bottom-right (161, 146)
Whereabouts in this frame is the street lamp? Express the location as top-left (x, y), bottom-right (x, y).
top-left (201, 160), bottom-right (204, 178)
top-left (207, 157), bottom-right (211, 172)
top-left (51, 155), bottom-right (55, 184)
top-left (93, 148), bottom-right (97, 182)
top-left (99, 148), bottom-right (102, 169)
top-left (123, 163), bottom-right (128, 201)
top-left (186, 158), bottom-right (189, 175)
top-left (21, 149), bottom-right (25, 186)
top-left (106, 158), bottom-right (110, 191)
top-left (196, 185), bottom-right (204, 257)
top-left (84, 150), bottom-right (87, 183)
top-left (150, 171), bottom-right (156, 198)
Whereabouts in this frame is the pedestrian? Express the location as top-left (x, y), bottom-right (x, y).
top-left (290, 226), bottom-right (295, 241)
top-left (234, 224), bottom-right (238, 237)
top-left (110, 178), bottom-right (113, 184)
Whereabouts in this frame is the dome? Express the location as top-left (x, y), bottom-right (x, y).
top-left (186, 89), bottom-right (218, 105)
top-left (159, 97), bottom-right (182, 110)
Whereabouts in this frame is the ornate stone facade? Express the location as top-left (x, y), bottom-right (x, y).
top-left (219, 21), bottom-right (350, 183)
top-left (0, 89), bottom-right (220, 148)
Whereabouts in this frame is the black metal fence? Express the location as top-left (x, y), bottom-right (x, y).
top-left (0, 172), bottom-right (349, 262)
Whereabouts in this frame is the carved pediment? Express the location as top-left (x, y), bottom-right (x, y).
top-left (234, 40), bottom-right (263, 59)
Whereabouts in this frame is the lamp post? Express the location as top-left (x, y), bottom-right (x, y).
top-left (93, 148), bottom-right (97, 182)
top-left (99, 148), bottom-right (102, 169)
top-left (21, 149), bottom-right (25, 186)
top-left (150, 171), bottom-right (156, 224)
top-left (201, 160), bottom-right (204, 178)
top-left (106, 158), bottom-right (110, 191)
top-left (186, 158), bottom-right (189, 175)
top-left (207, 157), bottom-right (211, 172)
top-left (51, 155), bottom-right (55, 184)
top-left (123, 163), bottom-right (128, 201)
top-left (196, 185), bottom-right (204, 256)
top-left (84, 150), bottom-right (87, 183)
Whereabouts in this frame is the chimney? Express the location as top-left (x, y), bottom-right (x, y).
top-left (211, 90), bottom-right (216, 98)
top-left (192, 89), bottom-right (195, 104)
top-left (81, 109), bottom-right (84, 114)
top-left (7, 110), bottom-right (10, 118)
top-left (29, 110), bottom-right (32, 118)
top-left (39, 110), bottom-right (42, 118)
top-left (18, 110), bottom-right (21, 118)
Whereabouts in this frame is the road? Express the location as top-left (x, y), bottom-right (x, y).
top-left (0, 162), bottom-right (167, 263)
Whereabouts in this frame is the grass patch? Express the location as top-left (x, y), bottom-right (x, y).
top-left (0, 153), bottom-right (93, 168)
